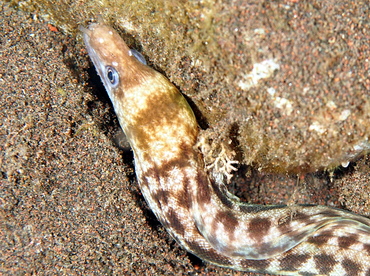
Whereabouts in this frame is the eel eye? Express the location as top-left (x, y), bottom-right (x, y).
top-left (106, 66), bottom-right (119, 87)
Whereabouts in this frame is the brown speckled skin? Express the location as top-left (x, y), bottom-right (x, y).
top-left (80, 19), bottom-right (370, 275)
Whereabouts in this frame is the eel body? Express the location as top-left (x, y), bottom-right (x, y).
top-left (80, 18), bottom-right (370, 275)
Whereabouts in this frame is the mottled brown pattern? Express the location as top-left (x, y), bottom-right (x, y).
top-left (152, 189), bottom-right (170, 207)
top-left (214, 211), bottom-right (239, 233)
top-left (306, 230), bottom-right (332, 246)
top-left (185, 240), bottom-right (233, 267)
top-left (342, 258), bottom-right (361, 275)
top-left (166, 208), bottom-right (186, 236)
top-left (239, 258), bottom-right (270, 270)
top-left (313, 254), bottom-right (336, 274)
top-left (195, 170), bottom-right (212, 205)
top-left (276, 213), bottom-right (297, 233)
top-left (280, 254), bottom-right (311, 270)
top-left (174, 185), bottom-right (191, 211)
top-left (211, 181), bottom-right (235, 209)
top-left (248, 217), bottom-right (272, 241)
top-left (113, 65), bottom-right (154, 101)
top-left (338, 234), bottom-right (358, 249)
top-left (81, 19), bottom-right (370, 276)
top-left (130, 86), bottom-right (197, 150)
top-left (159, 155), bottom-right (192, 179)
top-left (365, 244), bottom-right (370, 255)
top-left (239, 204), bottom-right (284, 214)
top-left (140, 167), bottom-right (159, 189)
top-left (293, 211), bottom-right (312, 223)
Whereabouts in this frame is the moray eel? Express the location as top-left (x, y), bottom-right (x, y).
top-left (80, 18), bottom-right (370, 275)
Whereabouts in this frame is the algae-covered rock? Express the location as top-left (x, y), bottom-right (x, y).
top-left (8, 0), bottom-right (370, 173)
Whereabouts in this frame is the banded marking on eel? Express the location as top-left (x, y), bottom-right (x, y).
top-left (80, 18), bottom-right (370, 275)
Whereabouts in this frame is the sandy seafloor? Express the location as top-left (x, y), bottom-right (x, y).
top-left (1, 2), bottom-right (369, 276)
